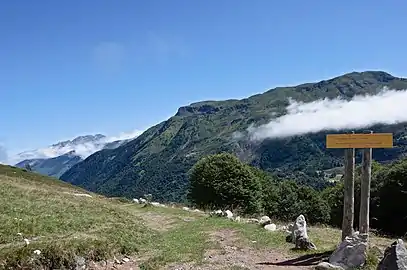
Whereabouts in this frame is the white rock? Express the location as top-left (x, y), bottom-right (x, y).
top-left (23, 238), bottom-right (30, 245)
top-left (193, 209), bottom-right (202, 212)
top-left (225, 210), bottom-right (233, 219)
top-left (259, 216), bottom-right (271, 226)
top-left (182, 207), bottom-right (190, 211)
top-left (246, 218), bottom-right (260, 224)
top-left (132, 198), bottom-right (139, 204)
top-left (72, 193), bottom-right (92, 198)
top-left (33, 249), bottom-right (41, 255)
top-left (122, 257), bottom-right (130, 263)
top-left (210, 210), bottom-right (224, 217)
top-left (139, 198), bottom-right (147, 203)
top-left (264, 223), bottom-right (277, 231)
top-left (151, 202), bottom-right (160, 206)
top-left (235, 216), bottom-right (241, 222)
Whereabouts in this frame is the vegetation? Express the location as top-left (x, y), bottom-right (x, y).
top-left (188, 152), bottom-right (407, 238)
top-left (0, 165), bottom-right (394, 269)
top-left (60, 71), bottom-right (407, 203)
top-left (188, 153), bottom-right (262, 214)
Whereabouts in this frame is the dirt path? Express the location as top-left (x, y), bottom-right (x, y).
top-left (164, 229), bottom-right (327, 270)
top-left (87, 228), bottom-right (329, 270)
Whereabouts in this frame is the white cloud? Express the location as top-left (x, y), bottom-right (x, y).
top-left (248, 88), bottom-right (407, 141)
top-left (7, 129), bottom-right (143, 165)
top-left (104, 129), bottom-right (143, 143)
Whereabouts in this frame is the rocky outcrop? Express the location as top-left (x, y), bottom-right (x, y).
top-left (286, 215), bottom-right (316, 250)
top-left (377, 239), bottom-right (407, 270)
top-left (322, 231), bottom-right (368, 269)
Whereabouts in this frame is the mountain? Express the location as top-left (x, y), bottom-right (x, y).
top-left (15, 134), bottom-right (134, 178)
top-left (15, 150), bottom-right (83, 178)
top-left (60, 71), bottom-right (407, 202)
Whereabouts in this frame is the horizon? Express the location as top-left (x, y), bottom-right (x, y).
top-left (1, 0), bottom-right (407, 162)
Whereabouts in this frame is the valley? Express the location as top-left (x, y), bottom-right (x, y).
top-left (56, 71), bottom-right (407, 202)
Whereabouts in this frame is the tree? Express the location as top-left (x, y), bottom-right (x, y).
top-left (187, 153), bottom-right (262, 214)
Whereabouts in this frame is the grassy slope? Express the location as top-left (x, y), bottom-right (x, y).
top-left (0, 165), bottom-right (393, 269)
top-left (60, 71), bottom-right (407, 201)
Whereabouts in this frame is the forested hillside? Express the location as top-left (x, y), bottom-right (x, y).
top-left (60, 71), bottom-right (407, 202)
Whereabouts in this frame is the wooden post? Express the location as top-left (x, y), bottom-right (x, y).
top-left (342, 147), bottom-right (355, 240)
top-left (359, 131), bottom-right (373, 235)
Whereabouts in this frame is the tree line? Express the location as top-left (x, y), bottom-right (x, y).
top-left (187, 152), bottom-right (407, 237)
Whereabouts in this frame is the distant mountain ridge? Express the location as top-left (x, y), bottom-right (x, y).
top-left (59, 71), bottom-right (407, 203)
top-left (15, 134), bottom-right (136, 178)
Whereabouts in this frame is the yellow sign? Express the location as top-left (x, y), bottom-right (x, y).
top-left (326, 133), bottom-right (393, 149)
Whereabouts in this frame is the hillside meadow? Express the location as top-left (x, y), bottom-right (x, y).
top-left (0, 165), bottom-right (395, 269)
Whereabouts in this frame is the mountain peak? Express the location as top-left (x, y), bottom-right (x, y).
top-left (52, 134), bottom-right (106, 148)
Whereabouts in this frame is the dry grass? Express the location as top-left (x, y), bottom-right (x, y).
top-left (0, 165), bottom-right (395, 269)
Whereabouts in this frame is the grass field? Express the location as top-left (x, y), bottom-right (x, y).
top-left (0, 165), bottom-right (393, 269)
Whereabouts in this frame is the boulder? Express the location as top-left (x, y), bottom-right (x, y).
top-left (285, 215), bottom-right (317, 250)
top-left (132, 198), bottom-right (139, 204)
top-left (328, 231), bottom-right (368, 269)
top-left (377, 239), bottom-right (407, 270)
top-left (225, 210), bottom-right (234, 219)
top-left (259, 216), bottom-right (272, 226)
top-left (264, 223), bottom-right (277, 232)
top-left (290, 215), bottom-right (316, 250)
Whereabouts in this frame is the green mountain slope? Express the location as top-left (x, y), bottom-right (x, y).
top-left (60, 71), bottom-right (407, 202)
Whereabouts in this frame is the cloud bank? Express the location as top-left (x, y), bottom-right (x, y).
top-left (8, 129), bottom-right (143, 165)
top-left (247, 88), bottom-right (407, 141)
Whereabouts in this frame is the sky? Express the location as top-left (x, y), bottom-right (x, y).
top-left (1, 0), bottom-right (407, 157)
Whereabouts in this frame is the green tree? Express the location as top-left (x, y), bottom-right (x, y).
top-left (187, 153), bottom-right (262, 214)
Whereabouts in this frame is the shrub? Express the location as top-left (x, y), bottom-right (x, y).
top-left (187, 153), bottom-right (262, 214)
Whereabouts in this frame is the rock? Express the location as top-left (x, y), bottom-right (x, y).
top-left (328, 231), bottom-right (368, 269)
top-left (151, 202), bottom-right (160, 206)
top-left (210, 210), bottom-right (224, 217)
top-left (139, 198), bottom-right (147, 203)
top-left (377, 239), bottom-right (407, 270)
top-left (193, 209), bottom-right (202, 213)
top-left (264, 223), bottom-right (277, 231)
top-left (132, 198), bottom-right (139, 204)
top-left (74, 256), bottom-right (86, 270)
top-left (182, 206), bottom-right (190, 211)
top-left (225, 210), bottom-right (233, 219)
top-left (235, 216), bottom-right (241, 222)
top-left (259, 216), bottom-right (272, 226)
top-left (315, 262), bottom-right (344, 269)
top-left (246, 218), bottom-right (259, 224)
top-left (73, 193), bottom-right (92, 198)
top-left (290, 215), bottom-right (316, 250)
top-left (122, 257), bottom-right (130, 263)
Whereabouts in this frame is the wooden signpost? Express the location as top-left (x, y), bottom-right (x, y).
top-left (326, 132), bottom-right (393, 240)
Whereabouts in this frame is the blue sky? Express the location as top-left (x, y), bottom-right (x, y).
top-left (1, 0), bottom-right (406, 158)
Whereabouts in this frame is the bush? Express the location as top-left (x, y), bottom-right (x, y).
top-left (187, 153), bottom-right (262, 214)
